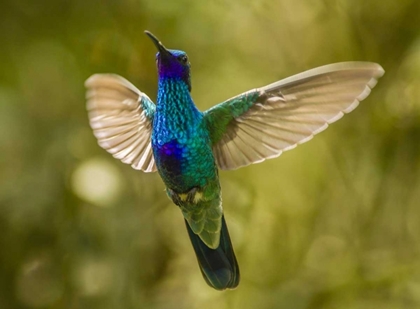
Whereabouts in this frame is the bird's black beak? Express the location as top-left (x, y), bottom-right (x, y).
top-left (144, 31), bottom-right (171, 59)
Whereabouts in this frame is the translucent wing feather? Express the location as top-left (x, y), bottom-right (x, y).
top-left (205, 62), bottom-right (384, 170)
top-left (85, 74), bottom-right (157, 172)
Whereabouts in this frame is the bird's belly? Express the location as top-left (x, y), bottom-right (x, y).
top-left (154, 139), bottom-right (216, 193)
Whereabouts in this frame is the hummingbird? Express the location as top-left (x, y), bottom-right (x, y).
top-left (85, 31), bottom-right (384, 290)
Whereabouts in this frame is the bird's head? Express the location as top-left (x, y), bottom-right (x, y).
top-left (145, 31), bottom-right (191, 92)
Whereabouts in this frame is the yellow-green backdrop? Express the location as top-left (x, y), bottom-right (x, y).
top-left (1, 0), bottom-right (420, 308)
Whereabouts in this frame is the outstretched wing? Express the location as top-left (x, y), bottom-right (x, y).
top-left (85, 74), bottom-right (157, 172)
top-left (204, 62), bottom-right (384, 170)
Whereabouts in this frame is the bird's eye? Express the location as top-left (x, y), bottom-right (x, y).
top-left (178, 55), bottom-right (188, 64)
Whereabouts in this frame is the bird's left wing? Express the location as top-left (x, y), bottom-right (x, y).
top-left (85, 74), bottom-right (157, 172)
top-left (203, 62), bottom-right (384, 170)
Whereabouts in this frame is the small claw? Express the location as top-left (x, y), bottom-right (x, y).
top-left (186, 187), bottom-right (198, 204)
top-left (166, 188), bottom-right (182, 206)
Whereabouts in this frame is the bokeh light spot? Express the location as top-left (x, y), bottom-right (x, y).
top-left (71, 158), bottom-right (124, 207)
top-left (15, 254), bottom-right (63, 308)
top-left (73, 258), bottom-right (116, 296)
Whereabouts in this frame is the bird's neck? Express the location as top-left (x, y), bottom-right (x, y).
top-left (154, 77), bottom-right (202, 140)
top-left (156, 77), bottom-right (201, 121)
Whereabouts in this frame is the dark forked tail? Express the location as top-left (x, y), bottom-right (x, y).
top-left (185, 215), bottom-right (240, 290)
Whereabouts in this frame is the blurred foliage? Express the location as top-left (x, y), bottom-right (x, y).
top-left (1, 0), bottom-right (420, 308)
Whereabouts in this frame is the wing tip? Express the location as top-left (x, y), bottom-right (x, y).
top-left (263, 61), bottom-right (385, 91)
top-left (85, 74), bottom-right (143, 95)
top-left (84, 73), bottom-right (112, 88)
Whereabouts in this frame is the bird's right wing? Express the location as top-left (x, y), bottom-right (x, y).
top-left (85, 74), bottom-right (157, 172)
top-left (204, 62), bottom-right (384, 170)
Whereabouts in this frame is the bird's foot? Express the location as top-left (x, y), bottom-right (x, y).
top-left (167, 187), bottom-right (203, 207)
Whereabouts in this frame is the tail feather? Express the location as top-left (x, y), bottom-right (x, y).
top-left (185, 215), bottom-right (240, 290)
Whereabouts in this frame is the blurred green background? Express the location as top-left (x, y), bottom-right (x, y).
top-left (1, 0), bottom-right (420, 308)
